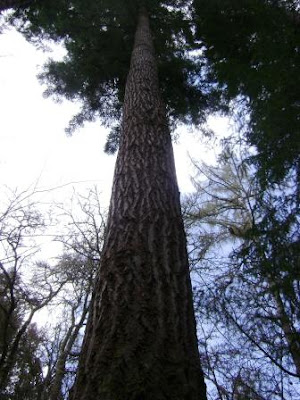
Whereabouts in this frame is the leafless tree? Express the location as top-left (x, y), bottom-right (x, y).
top-left (0, 187), bottom-right (65, 395)
top-left (42, 187), bottom-right (106, 400)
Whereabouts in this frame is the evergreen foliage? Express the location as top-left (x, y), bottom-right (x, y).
top-left (0, 0), bottom-right (31, 12)
top-left (1, 324), bottom-right (44, 400)
top-left (12, 0), bottom-right (225, 149)
top-left (7, 0), bottom-right (300, 173)
top-left (193, 0), bottom-right (300, 185)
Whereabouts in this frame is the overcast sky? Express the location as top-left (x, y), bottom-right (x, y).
top-left (0, 26), bottom-right (229, 215)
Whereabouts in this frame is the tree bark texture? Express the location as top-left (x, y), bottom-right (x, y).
top-left (72, 7), bottom-right (206, 400)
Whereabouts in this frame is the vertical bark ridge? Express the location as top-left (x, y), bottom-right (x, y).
top-left (72, 6), bottom-right (206, 400)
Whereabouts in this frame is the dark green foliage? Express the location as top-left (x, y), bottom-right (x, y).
top-left (193, 0), bottom-right (300, 185)
top-left (0, 0), bottom-right (31, 12)
top-left (239, 170), bottom-right (300, 304)
top-left (12, 0), bottom-right (225, 151)
top-left (9, 0), bottom-right (300, 170)
top-left (2, 325), bottom-right (44, 400)
top-left (0, 271), bottom-right (44, 399)
top-left (15, 0), bottom-right (136, 134)
top-left (104, 124), bottom-right (121, 154)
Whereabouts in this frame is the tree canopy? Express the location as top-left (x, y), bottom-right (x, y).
top-left (9, 0), bottom-right (299, 180)
top-left (11, 0), bottom-right (225, 150)
top-left (193, 0), bottom-right (300, 185)
top-left (2, 0), bottom-right (298, 176)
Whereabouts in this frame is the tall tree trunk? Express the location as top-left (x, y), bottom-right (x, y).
top-left (72, 7), bottom-right (206, 400)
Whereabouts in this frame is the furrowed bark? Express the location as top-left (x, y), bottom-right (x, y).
top-left (72, 7), bottom-right (206, 400)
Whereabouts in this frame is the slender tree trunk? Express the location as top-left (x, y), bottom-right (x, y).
top-left (72, 7), bottom-right (206, 400)
top-left (49, 305), bottom-right (89, 400)
top-left (271, 285), bottom-right (300, 377)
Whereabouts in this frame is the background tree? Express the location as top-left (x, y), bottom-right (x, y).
top-left (0, 188), bottom-right (65, 396)
top-left (40, 254), bottom-right (95, 400)
top-left (187, 4), bottom-right (300, 393)
top-left (44, 188), bottom-right (105, 400)
top-left (0, 186), bottom-right (106, 399)
top-left (183, 144), bottom-right (300, 399)
top-left (3, 324), bottom-right (45, 400)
